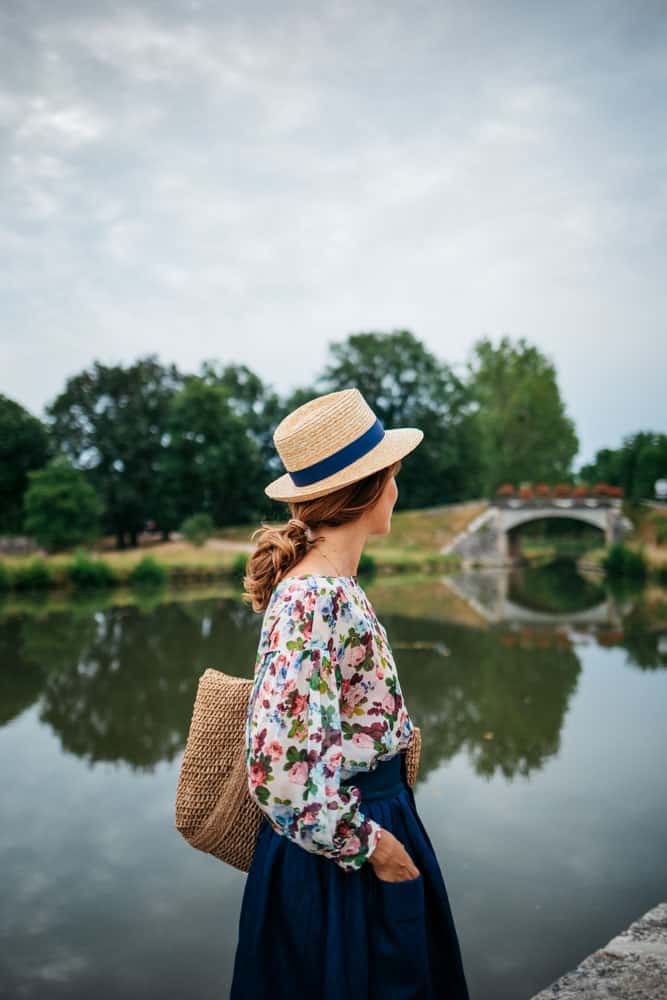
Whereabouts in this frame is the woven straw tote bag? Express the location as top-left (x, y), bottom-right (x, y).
top-left (175, 667), bottom-right (423, 873)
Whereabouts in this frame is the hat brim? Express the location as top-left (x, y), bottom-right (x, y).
top-left (264, 426), bottom-right (424, 502)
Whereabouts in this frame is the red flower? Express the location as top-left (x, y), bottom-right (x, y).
top-left (250, 761), bottom-right (268, 788)
top-left (289, 692), bottom-right (309, 717)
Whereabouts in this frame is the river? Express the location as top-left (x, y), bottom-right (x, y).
top-left (1, 561), bottom-right (666, 999)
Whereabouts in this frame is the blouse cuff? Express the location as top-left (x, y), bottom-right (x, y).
top-left (335, 816), bottom-right (384, 873)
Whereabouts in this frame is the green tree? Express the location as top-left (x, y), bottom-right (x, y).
top-left (0, 395), bottom-right (50, 532)
top-left (467, 335), bottom-right (579, 494)
top-left (311, 329), bottom-right (482, 507)
top-left (46, 356), bottom-right (182, 547)
top-left (199, 361), bottom-right (285, 512)
top-left (159, 377), bottom-right (265, 528)
top-left (23, 458), bottom-right (103, 551)
top-left (579, 431), bottom-right (667, 500)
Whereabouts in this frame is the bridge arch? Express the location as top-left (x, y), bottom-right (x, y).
top-left (503, 508), bottom-right (609, 533)
top-left (504, 510), bottom-right (606, 559)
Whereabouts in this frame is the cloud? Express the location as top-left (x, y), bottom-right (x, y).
top-left (0, 0), bottom-right (665, 465)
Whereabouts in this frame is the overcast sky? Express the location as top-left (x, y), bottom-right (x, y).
top-left (1, 0), bottom-right (665, 469)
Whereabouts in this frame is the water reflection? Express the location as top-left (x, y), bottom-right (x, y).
top-left (1, 567), bottom-right (666, 1000)
top-left (1, 568), bottom-right (665, 779)
top-left (389, 617), bottom-right (581, 779)
top-left (443, 560), bottom-right (631, 625)
top-left (2, 595), bottom-right (259, 769)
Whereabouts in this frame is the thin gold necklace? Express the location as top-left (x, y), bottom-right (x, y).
top-left (316, 546), bottom-right (353, 577)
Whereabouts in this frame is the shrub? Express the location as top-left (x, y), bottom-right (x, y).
top-left (128, 556), bottom-right (167, 588)
top-left (13, 558), bottom-right (53, 590)
top-left (232, 552), bottom-right (249, 583)
top-left (67, 552), bottom-right (115, 588)
top-left (0, 562), bottom-right (10, 590)
top-left (181, 512), bottom-right (215, 546)
top-left (23, 458), bottom-right (103, 551)
top-left (603, 542), bottom-right (647, 579)
top-left (357, 552), bottom-right (377, 577)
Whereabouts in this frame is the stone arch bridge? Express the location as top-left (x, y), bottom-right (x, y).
top-left (442, 498), bottom-right (632, 568)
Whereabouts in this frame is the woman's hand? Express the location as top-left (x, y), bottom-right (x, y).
top-left (369, 827), bottom-right (420, 882)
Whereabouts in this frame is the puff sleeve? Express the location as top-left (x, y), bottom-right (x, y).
top-left (246, 580), bottom-right (383, 872)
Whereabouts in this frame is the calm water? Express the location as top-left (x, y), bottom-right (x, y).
top-left (1, 563), bottom-right (666, 1000)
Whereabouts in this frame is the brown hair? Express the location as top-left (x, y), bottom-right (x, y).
top-left (242, 460), bottom-right (401, 612)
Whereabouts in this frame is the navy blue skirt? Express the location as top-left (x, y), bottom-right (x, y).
top-left (229, 751), bottom-right (470, 1000)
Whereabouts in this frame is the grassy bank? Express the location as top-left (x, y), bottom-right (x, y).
top-left (0, 501), bottom-right (478, 593)
top-left (3, 499), bottom-right (665, 593)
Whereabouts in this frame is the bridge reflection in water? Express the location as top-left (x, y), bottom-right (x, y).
top-left (442, 562), bottom-right (633, 626)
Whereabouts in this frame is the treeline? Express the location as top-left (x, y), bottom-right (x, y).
top-left (579, 432), bottom-right (666, 502)
top-left (1, 330), bottom-right (663, 551)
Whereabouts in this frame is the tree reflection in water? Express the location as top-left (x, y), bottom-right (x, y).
top-left (0, 574), bottom-right (665, 777)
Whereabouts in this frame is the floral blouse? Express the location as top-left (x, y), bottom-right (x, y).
top-left (245, 573), bottom-right (415, 873)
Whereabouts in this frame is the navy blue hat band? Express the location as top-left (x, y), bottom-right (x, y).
top-left (289, 417), bottom-right (385, 487)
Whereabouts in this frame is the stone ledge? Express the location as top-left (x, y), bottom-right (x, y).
top-left (529, 903), bottom-right (667, 999)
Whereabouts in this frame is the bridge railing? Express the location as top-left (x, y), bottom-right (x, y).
top-left (493, 496), bottom-right (622, 509)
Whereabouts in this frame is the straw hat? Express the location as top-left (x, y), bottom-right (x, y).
top-left (264, 388), bottom-right (424, 502)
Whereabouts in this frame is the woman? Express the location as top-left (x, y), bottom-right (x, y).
top-left (230, 388), bottom-right (470, 1000)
